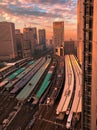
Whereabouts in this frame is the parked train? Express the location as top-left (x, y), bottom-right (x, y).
top-left (31, 61), bottom-right (57, 105)
top-left (10, 58), bottom-right (46, 95)
top-left (0, 58), bottom-right (31, 81)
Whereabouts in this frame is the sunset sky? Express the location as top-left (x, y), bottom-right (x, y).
top-left (0, 0), bottom-right (77, 40)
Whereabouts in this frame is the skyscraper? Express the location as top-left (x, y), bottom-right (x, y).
top-left (82, 0), bottom-right (97, 130)
top-left (0, 21), bottom-right (17, 61)
top-left (38, 29), bottom-right (46, 49)
top-left (53, 21), bottom-right (64, 47)
top-left (77, 0), bottom-right (84, 65)
top-left (23, 27), bottom-right (37, 56)
top-left (53, 21), bottom-right (64, 56)
top-left (15, 29), bottom-right (23, 58)
top-left (23, 27), bottom-right (37, 41)
top-left (92, 0), bottom-right (97, 129)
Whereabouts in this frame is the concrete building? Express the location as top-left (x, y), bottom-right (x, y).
top-left (92, 0), bottom-right (97, 129)
top-left (15, 29), bottom-right (21, 34)
top-left (64, 40), bottom-right (77, 56)
top-left (23, 27), bottom-right (37, 56)
top-left (53, 21), bottom-right (64, 56)
top-left (38, 29), bottom-right (46, 49)
top-left (49, 39), bottom-right (54, 49)
top-left (55, 46), bottom-right (64, 56)
top-left (15, 29), bottom-right (23, 58)
top-left (53, 21), bottom-right (64, 47)
top-left (0, 22), bottom-right (17, 61)
top-left (23, 27), bottom-right (37, 41)
top-left (77, 0), bottom-right (84, 65)
top-left (49, 39), bottom-right (53, 45)
top-left (82, 0), bottom-right (97, 130)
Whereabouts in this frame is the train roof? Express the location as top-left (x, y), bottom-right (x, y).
top-left (16, 58), bottom-right (51, 101)
top-left (0, 65), bottom-right (12, 73)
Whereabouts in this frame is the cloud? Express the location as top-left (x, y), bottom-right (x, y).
top-left (0, 0), bottom-right (77, 40)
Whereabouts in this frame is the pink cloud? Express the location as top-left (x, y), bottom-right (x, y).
top-left (0, 0), bottom-right (77, 40)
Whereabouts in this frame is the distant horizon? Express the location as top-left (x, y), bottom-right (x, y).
top-left (0, 0), bottom-right (77, 40)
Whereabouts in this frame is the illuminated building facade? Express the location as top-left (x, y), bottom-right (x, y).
top-left (77, 0), bottom-right (84, 65)
top-left (53, 21), bottom-right (64, 56)
top-left (82, 0), bottom-right (97, 130)
top-left (0, 22), bottom-right (17, 60)
top-left (38, 29), bottom-right (46, 49)
top-left (23, 27), bottom-right (37, 56)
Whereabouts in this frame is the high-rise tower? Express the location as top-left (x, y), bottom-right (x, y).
top-left (77, 0), bottom-right (84, 65)
top-left (38, 29), bottom-right (46, 49)
top-left (0, 22), bottom-right (17, 60)
top-left (82, 0), bottom-right (97, 130)
top-left (53, 21), bottom-right (64, 56)
top-left (53, 21), bottom-right (64, 47)
top-left (23, 27), bottom-right (37, 56)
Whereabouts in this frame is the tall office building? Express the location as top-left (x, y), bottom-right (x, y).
top-left (92, 0), bottom-right (97, 129)
top-left (23, 27), bottom-right (37, 41)
top-left (38, 29), bottom-right (46, 49)
top-left (82, 0), bottom-right (97, 130)
top-left (15, 29), bottom-right (23, 58)
top-left (0, 21), bottom-right (17, 61)
top-left (77, 0), bottom-right (84, 65)
top-left (53, 21), bottom-right (64, 56)
top-left (64, 40), bottom-right (77, 56)
top-left (53, 21), bottom-right (64, 47)
top-left (23, 27), bottom-right (37, 56)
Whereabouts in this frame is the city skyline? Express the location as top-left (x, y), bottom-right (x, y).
top-left (0, 0), bottom-right (77, 40)
top-left (1, 0), bottom-right (97, 129)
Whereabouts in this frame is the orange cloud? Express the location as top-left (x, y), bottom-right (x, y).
top-left (0, 0), bottom-right (77, 40)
